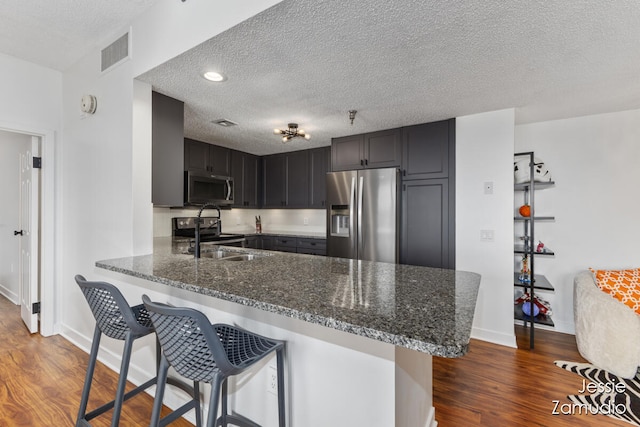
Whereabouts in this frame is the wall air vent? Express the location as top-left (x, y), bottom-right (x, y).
top-left (101, 32), bottom-right (130, 72)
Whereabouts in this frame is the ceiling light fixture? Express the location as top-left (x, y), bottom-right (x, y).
top-left (273, 123), bottom-right (310, 143)
top-left (203, 71), bottom-right (226, 82)
top-left (348, 110), bottom-right (357, 125)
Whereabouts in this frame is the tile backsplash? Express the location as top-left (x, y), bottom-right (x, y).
top-left (154, 207), bottom-right (326, 237)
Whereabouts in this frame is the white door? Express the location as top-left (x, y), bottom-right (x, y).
top-left (19, 139), bottom-right (40, 333)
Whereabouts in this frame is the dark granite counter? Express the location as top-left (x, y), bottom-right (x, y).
top-left (96, 238), bottom-right (480, 358)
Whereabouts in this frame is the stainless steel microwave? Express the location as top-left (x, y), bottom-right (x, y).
top-left (184, 171), bottom-right (234, 206)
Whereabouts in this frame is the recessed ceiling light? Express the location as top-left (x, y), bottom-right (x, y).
top-left (203, 71), bottom-right (226, 82)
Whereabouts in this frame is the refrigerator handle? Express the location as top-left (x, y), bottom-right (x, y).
top-left (358, 175), bottom-right (364, 255)
top-left (350, 176), bottom-right (357, 255)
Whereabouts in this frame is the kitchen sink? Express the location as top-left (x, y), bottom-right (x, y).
top-left (192, 249), bottom-right (242, 259)
top-left (187, 249), bottom-right (267, 261)
top-left (220, 254), bottom-right (265, 261)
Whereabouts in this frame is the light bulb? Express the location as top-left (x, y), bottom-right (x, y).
top-left (274, 128), bottom-right (281, 135)
top-left (304, 134), bottom-right (311, 140)
top-left (282, 136), bottom-right (289, 142)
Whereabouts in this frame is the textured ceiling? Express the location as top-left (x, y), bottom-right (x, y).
top-left (0, 0), bottom-right (159, 71)
top-left (2, 1), bottom-right (639, 156)
top-left (138, 0), bottom-right (640, 155)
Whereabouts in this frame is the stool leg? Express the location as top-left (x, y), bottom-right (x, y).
top-left (76, 326), bottom-right (102, 426)
top-left (207, 373), bottom-right (223, 427)
top-left (110, 332), bottom-right (135, 427)
top-left (220, 379), bottom-right (228, 426)
top-left (276, 347), bottom-right (285, 427)
top-left (194, 381), bottom-right (202, 427)
top-left (150, 355), bottom-right (170, 427)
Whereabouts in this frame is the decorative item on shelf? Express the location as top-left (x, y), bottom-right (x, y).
top-left (536, 240), bottom-right (545, 253)
top-left (519, 204), bottom-right (531, 217)
top-left (255, 215), bottom-right (262, 234)
top-left (522, 301), bottom-right (540, 317)
top-left (518, 254), bottom-right (531, 283)
top-left (273, 123), bottom-right (310, 143)
top-left (514, 157), bottom-right (552, 184)
top-left (514, 292), bottom-right (553, 316)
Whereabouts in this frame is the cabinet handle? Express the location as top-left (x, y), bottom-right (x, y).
top-left (365, 159), bottom-right (368, 166)
top-left (360, 159), bottom-right (364, 166)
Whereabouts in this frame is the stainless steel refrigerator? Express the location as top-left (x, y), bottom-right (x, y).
top-left (326, 168), bottom-right (400, 263)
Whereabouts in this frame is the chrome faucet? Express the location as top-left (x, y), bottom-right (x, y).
top-left (194, 203), bottom-right (221, 258)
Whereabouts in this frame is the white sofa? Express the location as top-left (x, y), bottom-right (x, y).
top-left (574, 270), bottom-right (640, 378)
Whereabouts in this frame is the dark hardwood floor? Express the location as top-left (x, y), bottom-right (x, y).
top-left (0, 294), bottom-right (627, 426)
top-left (0, 295), bottom-right (191, 427)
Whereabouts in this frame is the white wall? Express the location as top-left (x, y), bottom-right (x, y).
top-left (515, 108), bottom-right (640, 333)
top-left (0, 130), bottom-right (31, 302)
top-left (0, 52), bottom-right (62, 131)
top-left (456, 109), bottom-right (516, 348)
top-left (56, 0), bottom-right (287, 394)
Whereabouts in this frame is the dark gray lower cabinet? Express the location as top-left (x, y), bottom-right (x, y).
top-left (244, 235), bottom-right (259, 249)
top-left (255, 235), bottom-right (326, 255)
top-left (401, 179), bottom-right (453, 269)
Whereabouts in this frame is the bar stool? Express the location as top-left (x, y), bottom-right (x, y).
top-left (142, 295), bottom-right (286, 427)
top-left (75, 275), bottom-right (157, 427)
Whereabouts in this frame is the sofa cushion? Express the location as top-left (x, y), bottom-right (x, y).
top-left (590, 268), bottom-right (640, 315)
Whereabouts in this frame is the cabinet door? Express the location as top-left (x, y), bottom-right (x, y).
top-left (309, 147), bottom-right (329, 208)
top-left (209, 144), bottom-right (230, 176)
top-left (365, 128), bottom-right (402, 169)
top-left (230, 150), bottom-right (244, 208)
top-left (184, 138), bottom-right (209, 173)
top-left (286, 150), bottom-right (310, 208)
top-left (243, 154), bottom-right (260, 208)
top-left (152, 92), bottom-right (184, 206)
top-left (401, 179), bottom-right (453, 269)
top-left (263, 154), bottom-right (286, 207)
top-left (261, 236), bottom-right (274, 250)
top-left (332, 134), bottom-right (364, 171)
top-left (402, 120), bottom-right (453, 180)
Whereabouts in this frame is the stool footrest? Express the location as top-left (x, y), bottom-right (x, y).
top-left (159, 399), bottom-right (199, 427)
top-left (80, 376), bottom-right (157, 423)
top-left (216, 412), bottom-right (261, 427)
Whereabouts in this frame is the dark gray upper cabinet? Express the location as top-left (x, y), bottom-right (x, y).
top-left (152, 91), bottom-right (184, 207)
top-left (402, 119), bottom-right (454, 180)
top-left (263, 153), bottom-right (286, 207)
top-left (230, 150), bottom-right (260, 208)
top-left (332, 134), bottom-right (364, 171)
top-left (286, 150), bottom-right (310, 208)
top-left (309, 146), bottom-right (330, 208)
top-left (184, 138), bottom-right (230, 176)
top-left (331, 128), bottom-right (402, 171)
top-left (263, 150), bottom-right (310, 208)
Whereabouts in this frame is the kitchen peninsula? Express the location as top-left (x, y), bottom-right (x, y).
top-left (96, 238), bottom-right (480, 427)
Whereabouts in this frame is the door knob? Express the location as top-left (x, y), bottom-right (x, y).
top-left (14, 230), bottom-right (24, 236)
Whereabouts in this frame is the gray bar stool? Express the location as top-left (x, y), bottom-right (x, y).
top-left (142, 295), bottom-right (286, 427)
top-left (75, 275), bottom-right (158, 427)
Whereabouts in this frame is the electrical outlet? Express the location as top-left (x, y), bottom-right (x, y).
top-left (303, 217), bottom-right (309, 226)
top-left (267, 365), bottom-right (278, 395)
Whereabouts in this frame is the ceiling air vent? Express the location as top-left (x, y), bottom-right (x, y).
top-left (212, 119), bottom-right (238, 127)
top-left (101, 32), bottom-right (130, 72)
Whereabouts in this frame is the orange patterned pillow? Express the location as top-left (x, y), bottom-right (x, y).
top-left (590, 268), bottom-right (640, 314)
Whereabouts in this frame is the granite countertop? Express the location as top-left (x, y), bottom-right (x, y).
top-left (96, 237), bottom-right (480, 358)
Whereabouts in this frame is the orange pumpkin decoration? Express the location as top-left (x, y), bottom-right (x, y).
top-left (519, 205), bottom-right (531, 217)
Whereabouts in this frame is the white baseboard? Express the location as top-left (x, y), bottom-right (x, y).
top-left (471, 326), bottom-right (517, 348)
top-left (0, 284), bottom-right (19, 304)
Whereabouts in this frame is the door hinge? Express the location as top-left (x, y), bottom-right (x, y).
top-left (32, 302), bottom-right (41, 314)
top-left (33, 157), bottom-right (42, 169)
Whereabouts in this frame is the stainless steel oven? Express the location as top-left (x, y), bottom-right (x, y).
top-left (184, 171), bottom-right (234, 206)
